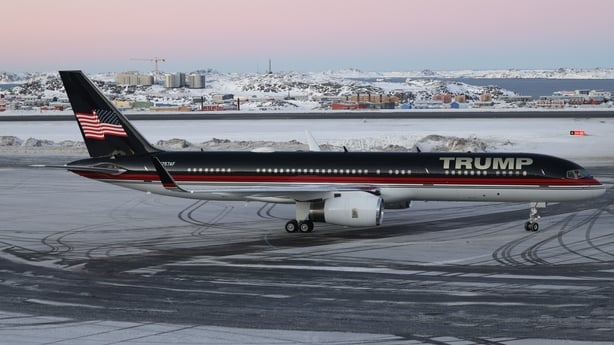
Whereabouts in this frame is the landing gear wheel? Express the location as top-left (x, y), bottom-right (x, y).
top-left (285, 220), bottom-right (298, 233)
top-left (524, 221), bottom-right (539, 232)
top-left (525, 203), bottom-right (542, 232)
top-left (299, 220), bottom-right (314, 233)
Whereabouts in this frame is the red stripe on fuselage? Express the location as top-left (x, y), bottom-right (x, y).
top-left (72, 171), bottom-right (602, 187)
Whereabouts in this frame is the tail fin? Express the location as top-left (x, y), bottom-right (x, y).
top-left (59, 70), bottom-right (159, 158)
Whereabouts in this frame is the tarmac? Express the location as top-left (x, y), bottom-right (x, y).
top-left (1, 155), bottom-right (614, 344)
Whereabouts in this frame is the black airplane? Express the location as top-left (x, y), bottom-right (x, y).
top-left (56, 70), bottom-right (605, 233)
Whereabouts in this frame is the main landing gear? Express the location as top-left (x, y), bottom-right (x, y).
top-left (524, 202), bottom-right (545, 232)
top-left (285, 220), bottom-right (314, 233)
top-left (285, 202), bottom-right (316, 233)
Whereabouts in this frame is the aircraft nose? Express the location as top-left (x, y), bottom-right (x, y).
top-left (595, 180), bottom-right (607, 196)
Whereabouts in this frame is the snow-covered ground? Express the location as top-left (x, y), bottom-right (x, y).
top-left (2, 68), bottom-right (613, 115)
top-left (2, 117), bottom-right (613, 167)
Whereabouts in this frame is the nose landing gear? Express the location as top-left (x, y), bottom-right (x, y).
top-left (524, 202), bottom-right (545, 232)
top-left (524, 221), bottom-right (539, 232)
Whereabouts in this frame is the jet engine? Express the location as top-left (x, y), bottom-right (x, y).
top-left (308, 192), bottom-right (384, 227)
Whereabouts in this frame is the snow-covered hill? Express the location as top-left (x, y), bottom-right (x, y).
top-left (1, 68), bottom-right (613, 113)
top-left (0, 70), bottom-right (518, 109)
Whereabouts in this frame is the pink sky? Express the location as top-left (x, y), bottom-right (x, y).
top-left (2, 0), bottom-right (613, 72)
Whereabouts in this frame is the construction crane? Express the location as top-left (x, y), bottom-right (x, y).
top-left (130, 57), bottom-right (166, 83)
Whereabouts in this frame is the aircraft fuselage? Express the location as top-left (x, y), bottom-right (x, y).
top-left (68, 150), bottom-right (604, 204)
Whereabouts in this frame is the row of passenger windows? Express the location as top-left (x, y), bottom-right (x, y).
top-left (184, 167), bottom-right (530, 177)
top-left (255, 168), bottom-right (414, 175)
top-left (185, 167), bottom-right (414, 175)
top-left (187, 167), bottom-right (231, 173)
top-left (445, 170), bottom-right (529, 176)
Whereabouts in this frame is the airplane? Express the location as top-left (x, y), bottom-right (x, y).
top-left (55, 70), bottom-right (605, 233)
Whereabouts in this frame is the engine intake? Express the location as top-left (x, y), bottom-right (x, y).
top-left (309, 192), bottom-right (384, 227)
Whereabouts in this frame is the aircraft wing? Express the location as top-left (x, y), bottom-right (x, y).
top-left (151, 156), bottom-right (376, 201)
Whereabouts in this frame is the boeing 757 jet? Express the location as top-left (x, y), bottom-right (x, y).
top-left (55, 70), bottom-right (605, 233)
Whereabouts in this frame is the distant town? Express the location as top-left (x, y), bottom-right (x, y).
top-left (1, 70), bottom-right (613, 113)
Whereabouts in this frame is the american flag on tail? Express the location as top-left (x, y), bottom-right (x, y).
top-left (75, 109), bottom-right (128, 140)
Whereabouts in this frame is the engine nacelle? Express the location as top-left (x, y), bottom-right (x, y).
top-left (309, 192), bottom-right (384, 227)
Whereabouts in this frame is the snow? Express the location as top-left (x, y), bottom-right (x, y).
top-left (1, 117), bottom-right (612, 167)
top-left (4, 68), bottom-right (614, 84)
top-left (2, 68), bottom-right (613, 167)
top-left (2, 68), bottom-right (614, 116)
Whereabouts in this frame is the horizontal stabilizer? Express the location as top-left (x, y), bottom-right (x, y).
top-left (31, 164), bottom-right (127, 175)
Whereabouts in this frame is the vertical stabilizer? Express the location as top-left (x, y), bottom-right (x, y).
top-left (59, 70), bottom-right (159, 158)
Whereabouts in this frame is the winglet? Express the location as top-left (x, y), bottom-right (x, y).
top-left (305, 130), bottom-right (321, 152)
top-left (151, 156), bottom-right (191, 193)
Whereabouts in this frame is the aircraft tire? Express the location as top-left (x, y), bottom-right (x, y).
top-left (299, 220), bottom-right (314, 233)
top-left (525, 221), bottom-right (539, 232)
top-left (285, 220), bottom-right (298, 233)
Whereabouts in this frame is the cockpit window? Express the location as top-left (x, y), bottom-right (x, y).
top-left (566, 169), bottom-right (592, 179)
